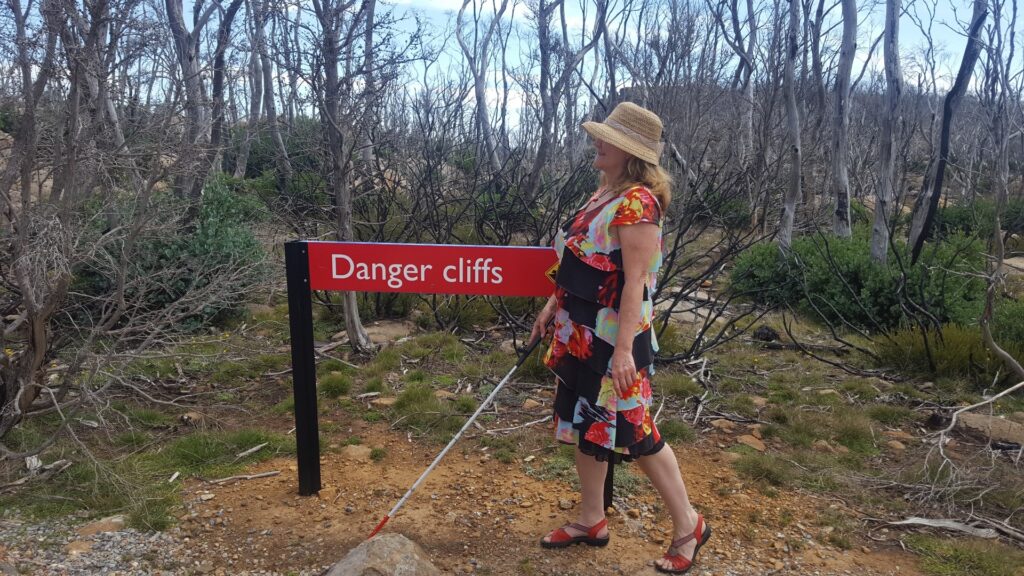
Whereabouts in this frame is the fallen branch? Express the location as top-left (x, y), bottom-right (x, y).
top-left (971, 513), bottom-right (1024, 544)
top-left (484, 415), bottom-right (551, 434)
top-left (208, 470), bottom-right (280, 485)
top-left (0, 459), bottom-right (72, 493)
top-left (888, 516), bottom-right (998, 539)
top-left (755, 340), bottom-right (850, 355)
top-left (235, 442), bottom-right (269, 459)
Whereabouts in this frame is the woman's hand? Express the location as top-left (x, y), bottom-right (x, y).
top-left (610, 349), bottom-right (636, 397)
top-left (530, 294), bottom-right (558, 344)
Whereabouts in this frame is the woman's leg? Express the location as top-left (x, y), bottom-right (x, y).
top-left (574, 448), bottom-right (609, 527)
top-left (636, 443), bottom-right (701, 569)
top-left (542, 448), bottom-right (609, 542)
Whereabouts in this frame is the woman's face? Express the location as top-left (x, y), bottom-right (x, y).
top-left (592, 138), bottom-right (631, 176)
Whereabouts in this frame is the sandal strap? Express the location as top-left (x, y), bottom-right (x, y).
top-left (559, 518), bottom-right (608, 540)
top-left (669, 532), bottom-right (696, 549)
top-left (669, 515), bottom-right (705, 550)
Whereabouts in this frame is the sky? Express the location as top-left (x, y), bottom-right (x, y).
top-left (386, 0), bottom-right (997, 92)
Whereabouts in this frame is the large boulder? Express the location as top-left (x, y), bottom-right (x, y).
top-left (327, 533), bottom-right (441, 576)
top-left (956, 412), bottom-right (1024, 445)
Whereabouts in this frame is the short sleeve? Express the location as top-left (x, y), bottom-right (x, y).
top-left (610, 186), bottom-right (661, 226)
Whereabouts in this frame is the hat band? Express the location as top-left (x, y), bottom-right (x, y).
top-left (604, 118), bottom-right (664, 159)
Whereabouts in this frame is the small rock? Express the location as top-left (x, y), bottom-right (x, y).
top-left (711, 419), bottom-right (736, 432)
top-left (520, 501), bottom-right (533, 508)
top-left (180, 411), bottom-right (205, 426)
top-left (627, 509), bottom-right (641, 518)
top-left (558, 499), bottom-right (573, 511)
top-left (812, 439), bottom-right (834, 453)
top-left (522, 399), bottom-right (543, 411)
top-left (721, 452), bottom-right (743, 463)
top-left (883, 430), bottom-right (914, 441)
top-left (65, 540), bottom-right (92, 555)
top-left (77, 515), bottom-right (126, 536)
top-left (499, 340), bottom-right (516, 354)
top-left (737, 435), bottom-right (766, 452)
top-left (886, 440), bottom-right (906, 451)
top-left (340, 445), bottom-right (373, 462)
top-left (200, 493), bottom-right (216, 501)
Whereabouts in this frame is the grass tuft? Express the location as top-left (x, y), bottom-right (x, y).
top-left (319, 371), bottom-right (352, 398)
top-left (733, 453), bottom-right (794, 487)
top-left (658, 418), bottom-right (696, 443)
top-left (659, 373), bottom-right (702, 400)
top-left (906, 535), bottom-right (1024, 576)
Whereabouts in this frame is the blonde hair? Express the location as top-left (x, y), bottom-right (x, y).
top-left (600, 156), bottom-right (673, 210)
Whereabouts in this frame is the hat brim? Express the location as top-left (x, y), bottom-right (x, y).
top-left (582, 121), bottom-right (660, 166)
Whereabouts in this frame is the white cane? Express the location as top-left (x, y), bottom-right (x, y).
top-left (367, 329), bottom-right (548, 538)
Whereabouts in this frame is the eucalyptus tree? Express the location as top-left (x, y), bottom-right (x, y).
top-left (872, 0), bottom-right (902, 263)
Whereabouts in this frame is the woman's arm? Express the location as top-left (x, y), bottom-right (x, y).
top-left (610, 223), bottom-right (660, 396)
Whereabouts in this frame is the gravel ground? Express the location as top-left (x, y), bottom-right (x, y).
top-left (0, 515), bottom-right (328, 576)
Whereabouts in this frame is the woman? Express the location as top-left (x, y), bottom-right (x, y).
top-left (531, 102), bottom-right (711, 574)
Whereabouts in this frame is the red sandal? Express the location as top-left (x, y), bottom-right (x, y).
top-left (540, 518), bottom-right (610, 548)
top-left (655, 514), bottom-right (712, 574)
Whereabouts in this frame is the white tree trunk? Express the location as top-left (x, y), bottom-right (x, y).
top-left (779, 0), bottom-right (802, 251)
top-left (872, 0), bottom-right (902, 263)
top-left (830, 0), bottom-right (856, 237)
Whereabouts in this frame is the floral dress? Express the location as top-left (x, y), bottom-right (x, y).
top-left (543, 185), bottom-right (664, 462)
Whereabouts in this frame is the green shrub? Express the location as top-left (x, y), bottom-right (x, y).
top-left (0, 102), bottom-right (19, 134)
top-left (849, 200), bottom-right (872, 227)
top-left (876, 324), bottom-right (1024, 387)
top-left (694, 187), bottom-right (752, 229)
top-left (933, 201), bottom-right (995, 240)
top-left (73, 175), bottom-right (266, 329)
top-left (729, 243), bottom-right (801, 306)
top-left (319, 372), bottom-right (352, 398)
top-left (1005, 198), bottom-right (1024, 234)
top-left (730, 234), bottom-right (985, 331)
top-left (993, 298), bottom-right (1024, 346)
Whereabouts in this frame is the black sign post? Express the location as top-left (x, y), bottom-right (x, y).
top-left (284, 241), bottom-right (321, 496)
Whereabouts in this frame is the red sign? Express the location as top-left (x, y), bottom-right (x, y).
top-left (307, 242), bottom-right (558, 297)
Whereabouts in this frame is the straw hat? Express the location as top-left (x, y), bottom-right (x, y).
top-left (582, 102), bottom-right (664, 166)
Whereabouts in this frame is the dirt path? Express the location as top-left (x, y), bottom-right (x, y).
top-left (176, 421), bottom-right (925, 576)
